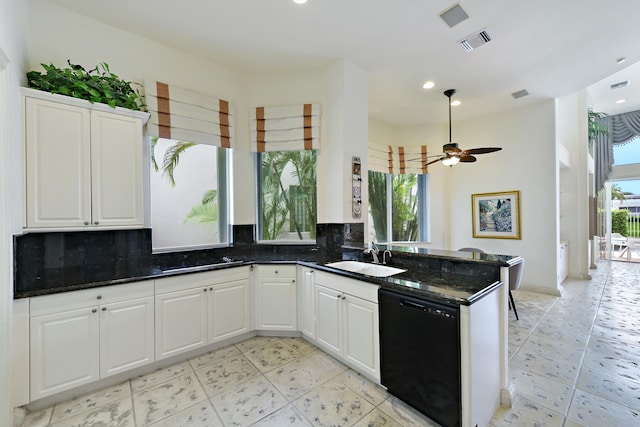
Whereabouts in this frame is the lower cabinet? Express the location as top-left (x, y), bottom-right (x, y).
top-left (314, 271), bottom-right (380, 381)
top-left (29, 281), bottom-right (154, 400)
top-left (255, 265), bottom-right (297, 331)
top-left (297, 266), bottom-right (316, 339)
top-left (155, 266), bottom-right (251, 360)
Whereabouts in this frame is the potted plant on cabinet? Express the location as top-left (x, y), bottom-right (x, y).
top-left (26, 60), bottom-right (144, 111)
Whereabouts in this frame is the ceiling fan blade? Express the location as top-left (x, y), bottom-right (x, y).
top-left (459, 155), bottom-right (477, 163)
top-left (425, 157), bottom-right (444, 166)
top-left (463, 147), bottom-right (502, 155)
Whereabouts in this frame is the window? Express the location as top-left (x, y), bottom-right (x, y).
top-left (368, 171), bottom-right (429, 243)
top-left (150, 138), bottom-right (230, 252)
top-left (613, 136), bottom-right (640, 166)
top-left (257, 150), bottom-right (317, 242)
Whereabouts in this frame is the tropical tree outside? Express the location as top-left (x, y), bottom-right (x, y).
top-left (151, 138), bottom-right (219, 228)
top-left (259, 150), bottom-right (317, 240)
top-left (368, 171), bottom-right (419, 242)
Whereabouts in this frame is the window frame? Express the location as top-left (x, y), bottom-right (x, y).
top-left (150, 138), bottom-right (231, 253)
top-left (368, 171), bottom-right (429, 244)
top-left (256, 150), bottom-right (318, 244)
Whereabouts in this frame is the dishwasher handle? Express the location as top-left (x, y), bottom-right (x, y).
top-left (400, 299), bottom-right (427, 311)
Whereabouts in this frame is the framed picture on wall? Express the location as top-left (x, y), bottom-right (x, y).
top-left (472, 190), bottom-right (521, 239)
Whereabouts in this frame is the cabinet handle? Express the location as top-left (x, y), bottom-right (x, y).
top-left (84, 221), bottom-right (89, 226)
top-left (275, 270), bottom-right (278, 274)
top-left (203, 288), bottom-right (207, 292)
top-left (91, 309), bottom-right (97, 313)
top-left (96, 295), bottom-right (102, 300)
top-left (101, 307), bottom-right (107, 312)
top-left (292, 279), bottom-right (296, 283)
top-left (341, 295), bottom-right (346, 300)
top-left (94, 221), bottom-right (99, 225)
top-left (209, 287), bottom-right (213, 291)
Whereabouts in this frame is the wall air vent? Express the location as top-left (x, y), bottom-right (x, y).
top-left (511, 89), bottom-right (529, 99)
top-left (460, 29), bottom-right (491, 52)
top-left (439, 3), bottom-right (470, 28)
top-left (610, 80), bottom-right (630, 90)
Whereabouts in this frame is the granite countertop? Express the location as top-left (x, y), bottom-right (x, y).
top-left (17, 257), bottom-right (507, 308)
top-left (298, 260), bottom-right (503, 306)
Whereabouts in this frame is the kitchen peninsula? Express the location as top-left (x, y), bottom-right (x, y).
top-left (13, 225), bottom-right (519, 427)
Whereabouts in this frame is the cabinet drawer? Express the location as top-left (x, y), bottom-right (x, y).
top-left (256, 264), bottom-right (296, 278)
top-left (30, 281), bottom-right (154, 317)
top-left (314, 271), bottom-right (379, 303)
top-left (155, 266), bottom-right (250, 294)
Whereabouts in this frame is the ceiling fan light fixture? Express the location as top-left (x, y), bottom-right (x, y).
top-left (442, 155), bottom-right (460, 166)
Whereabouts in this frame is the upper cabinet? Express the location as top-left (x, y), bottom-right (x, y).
top-left (23, 89), bottom-right (150, 230)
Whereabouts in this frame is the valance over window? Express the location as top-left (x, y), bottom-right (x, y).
top-left (250, 104), bottom-right (320, 152)
top-left (145, 81), bottom-right (234, 148)
top-left (368, 143), bottom-right (428, 174)
top-left (595, 110), bottom-right (640, 192)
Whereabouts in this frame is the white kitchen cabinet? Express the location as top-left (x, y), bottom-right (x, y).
top-left (23, 89), bottom-right (148, 230)
top-left (209, 279), bottom-right (251, 341)
top-left (315, 284), bottom-right (343, 355)
top-left (29, 281), bottom-right (154, 400)
top-left (255, 265), bottom-right (297, 331)
top-left (99, 296), bottom-right (155, 378)
top-left (155, 267), bottom-right (251, 360)
top-left (314, 271), bottom-right (380, 380)
top-left (155, 287), bottom-right (208, 359)
top-left (297, 266), bottom-right (316, 339)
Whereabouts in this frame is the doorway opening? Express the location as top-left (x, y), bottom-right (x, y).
top-left (597, 137), bottom-right (640, 262)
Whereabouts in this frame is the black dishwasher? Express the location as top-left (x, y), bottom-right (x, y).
top-left (379, 288), bottom-right (461, 427)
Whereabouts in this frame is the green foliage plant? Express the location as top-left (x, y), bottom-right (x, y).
top-left (588, 109), bottom-right (608, 146)
top-left (260, 151), bottom-right (317, 240)
top-left (26, 60), bottom-right (144, 111)
top-left (611, 209), bottom-right (629, 236)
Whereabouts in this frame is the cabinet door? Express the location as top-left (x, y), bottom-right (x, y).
top-left (209, 279), bottom-right (250, 343)
top-left (90, 110), bottom-right (144, 227)
top-left (298, 268), bottom-right (316, 339)
top-left (344, 295), bottom-right (380, 380)
top-left (25, 97), bottom-right (91, 228)
top-left (314, 284), bottom-right (343, 356)
top-left (155, 287), bottom-right (207, 360)
top-left (257, 275), bottom-right (297, 331)
top-left (30, 307), bottom-right (100, 400)
top-left (100, 296), bottom-right (155, 377)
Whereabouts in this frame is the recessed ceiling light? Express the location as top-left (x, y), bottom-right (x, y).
top-left (616, 99), bottom-right (627, 104)
top-left (292, 0), bottom-right (308, 4)
top-left (451, 100), bottom-right (461, 106)
top-left (422, 81), bottom-right (435, 89)
top-left (617, 57), bottom-right (627, 64)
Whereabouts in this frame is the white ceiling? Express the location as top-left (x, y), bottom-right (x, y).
top-left (50, 0), bottom-right (640, 126)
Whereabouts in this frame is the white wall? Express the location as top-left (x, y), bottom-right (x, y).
top-left (29, 1), bottom-right (368, 229)
top-left (29, 0), bottom-right (250, 224)
top-left (1, 0), bottom-right (28, 421)
top-left (372, 101), bottom-right (560, 293)
top-left (450, 101), bottom-right (559, 293)
top-left (556, 92), bottom-right (592, 280)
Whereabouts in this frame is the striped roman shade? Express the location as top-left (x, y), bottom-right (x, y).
top-left (145, 81), bottom-right (234, 148)
top-left (250, 104), bottom-right (320, 152)
top-left (368, 144), bottom-right (428, 174)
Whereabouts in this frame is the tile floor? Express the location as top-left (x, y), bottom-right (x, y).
top-left (17, 260), bottom-right (640, 427)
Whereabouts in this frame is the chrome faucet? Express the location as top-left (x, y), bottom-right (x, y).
top-left (364, 243), bottom-right (380, 264)
top-left (382, 250), bottom-right (392, 265)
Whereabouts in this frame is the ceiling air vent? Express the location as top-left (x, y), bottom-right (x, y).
top-left (511, 89), bottom-right (529, 99)
top-left (610, 80), bottom-right (630, 90)
top-left (439, 3), bottom-right (470, 28)
top-left (460, 29), bottom-right (491, 52)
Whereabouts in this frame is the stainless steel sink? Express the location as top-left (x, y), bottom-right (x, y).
top-left (325, 261), bottom-right (406, 277)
